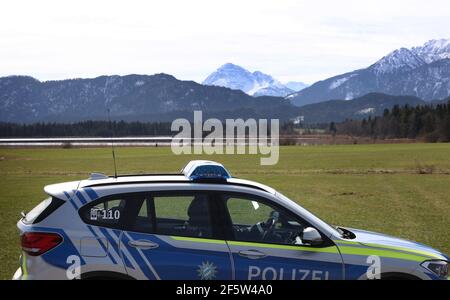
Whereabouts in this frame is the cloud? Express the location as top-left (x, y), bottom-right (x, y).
top-left (0, 0), bottom-right (449, 84)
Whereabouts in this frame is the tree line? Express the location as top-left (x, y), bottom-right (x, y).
top-left (334, 101), bottom-right (450, 142)
top-left (0, 121), bottom-right (173, 137)
top-left (0, 120), bottom-right (293, 137)
top-left (1, 102), bottom-right (449, 142)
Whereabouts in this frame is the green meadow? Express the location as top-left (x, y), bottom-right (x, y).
top-left (0, 143), bottom-right (449, 279)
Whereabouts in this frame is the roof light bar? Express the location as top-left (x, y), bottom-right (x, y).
top-left (182, 160), bottom-right (231, 181)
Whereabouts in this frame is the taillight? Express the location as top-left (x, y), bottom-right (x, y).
top-left (21, 232), bottom-right (63, 256)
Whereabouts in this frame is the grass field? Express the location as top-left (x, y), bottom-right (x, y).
top-left (1, 144), bottom-right (449, 279)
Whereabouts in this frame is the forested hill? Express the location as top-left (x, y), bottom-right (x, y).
top-left (0, 74), bottom-right (297, 123)
top-left (335, 100), bottom-right (450, 142)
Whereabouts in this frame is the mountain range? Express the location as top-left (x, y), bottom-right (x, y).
top-left (0, 74), bottom-right (297, 123)
top-left (1, 73), bottom-right (445, 124)
top-left (203, 63), bottom-right (308, 97)
top-left (284, 81), bottom-right (309, 92)
top-left (289, 39), bottom-right (450, 106)
top-left (1, 39), bottom-right (449, 124)
top-left (297, 93), bottom-right (439, 124)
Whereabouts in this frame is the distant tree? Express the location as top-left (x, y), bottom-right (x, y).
top-left (0, 121), bottom-right (174, 137)
top-left (329, 122), bottom-right (337, 136)
top-left (333, 101), bottom-right (450, 142)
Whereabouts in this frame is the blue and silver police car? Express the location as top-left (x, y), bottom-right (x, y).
top-left (14, 160), bottom-right (449, 280)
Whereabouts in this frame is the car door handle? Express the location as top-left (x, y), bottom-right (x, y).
top-left (128, 239), bottom-right (159, 249)
top-left (238, 249), bottom-right (267, 259)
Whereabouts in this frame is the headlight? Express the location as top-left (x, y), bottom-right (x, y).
top-left (421, 260), bottom-right (449, 278)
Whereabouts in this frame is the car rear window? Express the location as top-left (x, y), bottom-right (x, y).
top-left (23, 197), bottom-right (64, 224)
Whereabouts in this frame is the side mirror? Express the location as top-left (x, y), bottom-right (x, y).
top-left (302, 227), bottom-right (323, 246)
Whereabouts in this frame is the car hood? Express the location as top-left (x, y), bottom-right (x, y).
top-left (342, 227), bottom-right (449, 261)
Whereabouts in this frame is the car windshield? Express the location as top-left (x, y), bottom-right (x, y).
top-left (275, 192), bottom-right (343, 237)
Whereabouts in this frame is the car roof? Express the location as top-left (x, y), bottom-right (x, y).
top-left (44, 173), bottom-right (276, 199)
top-left (44, 160), bottom-right (277, 199)
top-left (83, 174), bottom-right (275, 193)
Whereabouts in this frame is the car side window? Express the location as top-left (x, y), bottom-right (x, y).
top-left (83, 197), bottom-right (127, 227)
top-left (153, 193), bottom-right (213, 239)
top-left (81, 193), bottom-right (153, 230)
top-left (131, 196), bottom-right (154, 233)
top-left (223, 195), bottom-right (309, 246)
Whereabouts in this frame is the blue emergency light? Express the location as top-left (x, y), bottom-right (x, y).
top-left (182, 160), bottom-right (231, 181)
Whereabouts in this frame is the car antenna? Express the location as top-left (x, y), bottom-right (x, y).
top-left (107, 108), bottom-right (118, 178)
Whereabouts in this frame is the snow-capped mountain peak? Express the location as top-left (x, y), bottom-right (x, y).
top-left (290, 38), bottom-right (450, 106)
top-left (203, 63), bottom-right (296, 97)
top-left (370, 48), bottom-right (425, 74)
top-left (412, 38), bottom-right (450, 63)
top-left (203, 63), bottom-right (255, 93)
top-left (369, 38), bottom-right (450, 75)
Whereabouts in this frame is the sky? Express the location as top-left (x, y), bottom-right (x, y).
top-left (1, 0), bottom-right (449, 84)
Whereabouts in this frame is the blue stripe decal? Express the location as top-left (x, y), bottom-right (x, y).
top-left (74, 190), bottom-right (88, 205)
top-left (122, 233), bottom-right (156, 279)
top-left (84, 188), bottom-right (98, 201)
top-left (110, 229), bottom-right (134, 269)
top-left (69, 199), bottom-right (78, 210)
top-left (99, 227), bottom-right (122, 265)
top-left (86, 226), bottom-right (115, 264)
top-left (63, 191), bottom-right (79, 210)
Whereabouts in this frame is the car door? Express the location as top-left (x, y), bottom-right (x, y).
top-left (218, 193), bottom-right (344, 280)
top-left (119, 191), bottom-right (233, 280)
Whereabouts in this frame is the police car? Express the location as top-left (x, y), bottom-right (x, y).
top-left (14, 160), bottom-right (449, 280)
